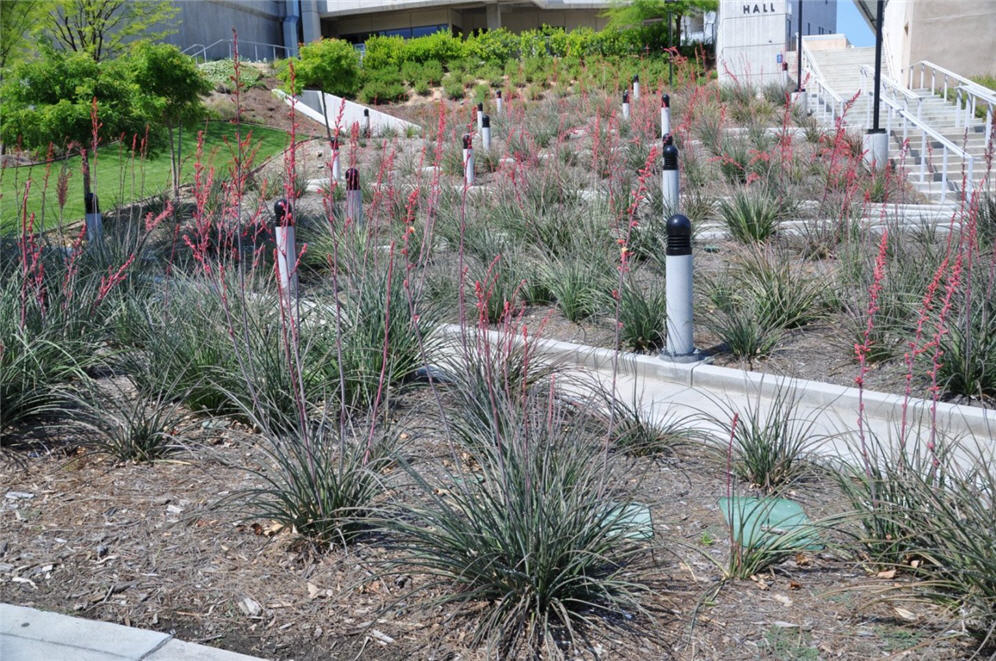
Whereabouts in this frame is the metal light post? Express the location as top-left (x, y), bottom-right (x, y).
top-left (796, 0), bottom-right (803, 93)
top-left (666, 0), bottom-right (675, 88)
top-left (790, 0), bottom-right (807, 113)
top-left (863, 0), bottom-right (888, 170)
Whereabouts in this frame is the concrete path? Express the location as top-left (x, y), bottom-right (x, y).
top-left (0, 603), bottom-right (263, 661)
top-left (441, 326), bottom-right (994, 472)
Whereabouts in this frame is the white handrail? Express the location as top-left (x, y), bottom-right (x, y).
top-left (878, 93), bottom-right (975, 203)
top-left (181, 38), bottom-right (290, 63)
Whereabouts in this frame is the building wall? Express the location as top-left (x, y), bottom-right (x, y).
top-left (786, 0), bottom-right (836, 39)
top-left (163, 0), bottom-right (286, 61)
top-left (906, 0), bottom-right (996, 80)
top-left (326, 8), bottom-right (459, 39)
top-left (717, 0), bottom-right (792, 86)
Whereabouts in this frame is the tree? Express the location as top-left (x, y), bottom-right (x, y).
top-left (132, 43), bottom-right (210, 200)
top-left (42, 0), bottom-right (178, 62)
top-left (0, 47), bottom-right (155, 204)
top-left (0, 0), bottom-right (47, 73)
top-left (279, 38), bottom-right (361, 97)
top-left (604, 0), bottom-right (718, 47)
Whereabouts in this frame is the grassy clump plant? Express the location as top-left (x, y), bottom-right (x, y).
top-left (385, 389), bottom-right (653, 656)
top-left (718, 185), bottom-right (783, 243)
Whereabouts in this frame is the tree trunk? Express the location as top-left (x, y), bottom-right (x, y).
top-left (169, 124), bottom-right (179, 201)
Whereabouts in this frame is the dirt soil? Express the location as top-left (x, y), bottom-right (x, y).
top-left (0, 391), bottom-right (978, 660)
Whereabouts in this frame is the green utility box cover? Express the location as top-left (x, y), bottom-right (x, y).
top-left (718, 496), bottom-right (822, 551)
top-left (606, 502), bottom-right (654, 540)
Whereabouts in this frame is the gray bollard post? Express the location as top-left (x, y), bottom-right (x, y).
top-left (622, 90), bottom-right (630, 121)
top-left (661, 134), bottom-right (679, 215)
top-left (84, 193), bottom-right (103, 247)
top-left (660, 93), bottom-right (671, 138)
top-left (462, 133), bottom-right (474, 186)
top-left (363, 108), bottom-right (371, 137)
top-left (330, 136), bottom-right (341, 180)
top-left (863, 129), bottom-right (889, 171)
top-left (481, 114), bottom-right (491, 151)
top-left (496, 89), bottom-right (503, 114)
top-left (664, 214), bottom-right (695, 358)
top-left (476, 102), bottom-right (484, 131)
top-left (632, 74), bottom-right (640, 100)
top-left (346, 168), bottom-right (363, 224)
top-left (273, 198), bottom-right (298, 305)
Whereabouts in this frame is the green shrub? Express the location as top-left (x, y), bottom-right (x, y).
top-left (362, 34), bottom-right (404, 70)
top-left (280, 38), bottom-right (360, 97)
top-left (420, 59), bottom-right (444, 85)
top-left (400, 60), bottom-right (422, 84)
top-left (198, 58), bottom-right (262, 92)
top-left (442, 74), bottom-right (464, 101)
top-left (401, 30), bottom-right (466, 64)
top-left (358, 69), bottom-right (407, 105)
top-left (467, 27), bottom-right (519, 63)
top-left (413, 79), bottom-right (431, 96)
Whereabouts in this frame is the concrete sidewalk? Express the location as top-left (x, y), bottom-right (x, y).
top-left (0, 604), bottom-right (263, 661)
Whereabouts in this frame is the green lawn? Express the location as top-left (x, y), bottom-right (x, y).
top-left (0, 121), bottom-right (293, 234)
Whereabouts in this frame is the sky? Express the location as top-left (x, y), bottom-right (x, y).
top-left (837, 0), bottom-right (875, 46)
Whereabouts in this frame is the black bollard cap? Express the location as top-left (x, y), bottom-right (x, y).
top-left (496, 89), bottom-right (502, 98)
top-left (482, 114), bottom-right (490, 128)
top-left (85, 192), bottom-right (99, 214)
top-left (346, 168), bottom-right (360, 191)
top-left (274, 198), bottom-right (291, 225)
top-left (661, 93), bottom-right (670, 108)
top-left (633, 74), bottom-right (639, 83)
top-left (622, 90), bottom-right (629, 103)
top-left (666, 214), bottom-right (692, 256)
top-left (782, 62), bottom-right (788, 71)
top-left (477, 102), bottom-right (483, 111)
top-left (662, 134), bottom-right (678, 170)
top-left (462, 133), bottom-right (473, 149)
top-left (330, 136), bottom-right (339, 150)
top-left (363, 108), bottom-right (369, 117)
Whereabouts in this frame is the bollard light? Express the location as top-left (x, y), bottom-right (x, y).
top-left (496, 89), bottom-right (503, 114)
top-left (363, 108), bottom-right (371, 137)
top-left (476, 102), bottom-right (484, 131)
top-left (462, 133), bottom-right (474, 186)
top-left (84, 193), bottom-right (103, 246)
top-left (632, 74), bottom-right (640, 100)
top-left (661, 93), bottom-right (671, 138)
top-left (330, 136), bottom-right (341, 180)
top-left (273, 198), bottom-right (298, 303)
top-left (664, 213), bottom-right (694, 358)
top-left (481, 114), bottom-right (491, 152)
top-left (346, 168), bottom-right (363, 224)
top-left (622, 90), bottom-right (630, 121)
top-left (661, 134), bottom-right (679, 215)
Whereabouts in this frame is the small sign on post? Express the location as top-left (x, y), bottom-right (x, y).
top-left (273, 198), bottom-right (298, 310)
top-left (462, 133), bottom-right (474, 186)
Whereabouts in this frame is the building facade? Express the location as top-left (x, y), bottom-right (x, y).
top-left (717, 0), bottom-right (837, 86)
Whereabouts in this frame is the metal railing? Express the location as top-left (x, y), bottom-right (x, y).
top-left (800, 45), bottom-right (851, 124)
top-left (908, 60), bottom-right (995, 146)
top-left (181, 39), bottom-right (290, 63)
top-left (859, 64), bottom-right (924, 140)
top-left (879, 93), bottom-right (975, 203)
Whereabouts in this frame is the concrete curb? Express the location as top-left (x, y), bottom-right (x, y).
top-left (440, 325), bottom-right (993, 440)
top-left (0, 603), bottom-right (263, 661)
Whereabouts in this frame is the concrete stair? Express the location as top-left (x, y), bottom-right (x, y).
top-left (803, 46), bottom-right (994, 203)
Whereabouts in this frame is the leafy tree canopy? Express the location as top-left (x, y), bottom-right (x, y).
top-left (0, 0), bottom-right (47, 71)
top-left (1, 46), bottom-right (157, 154)
top-left (604, 0), bottom-right (718, 31)
top-left (41, 0), bottom-right (178, 62)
